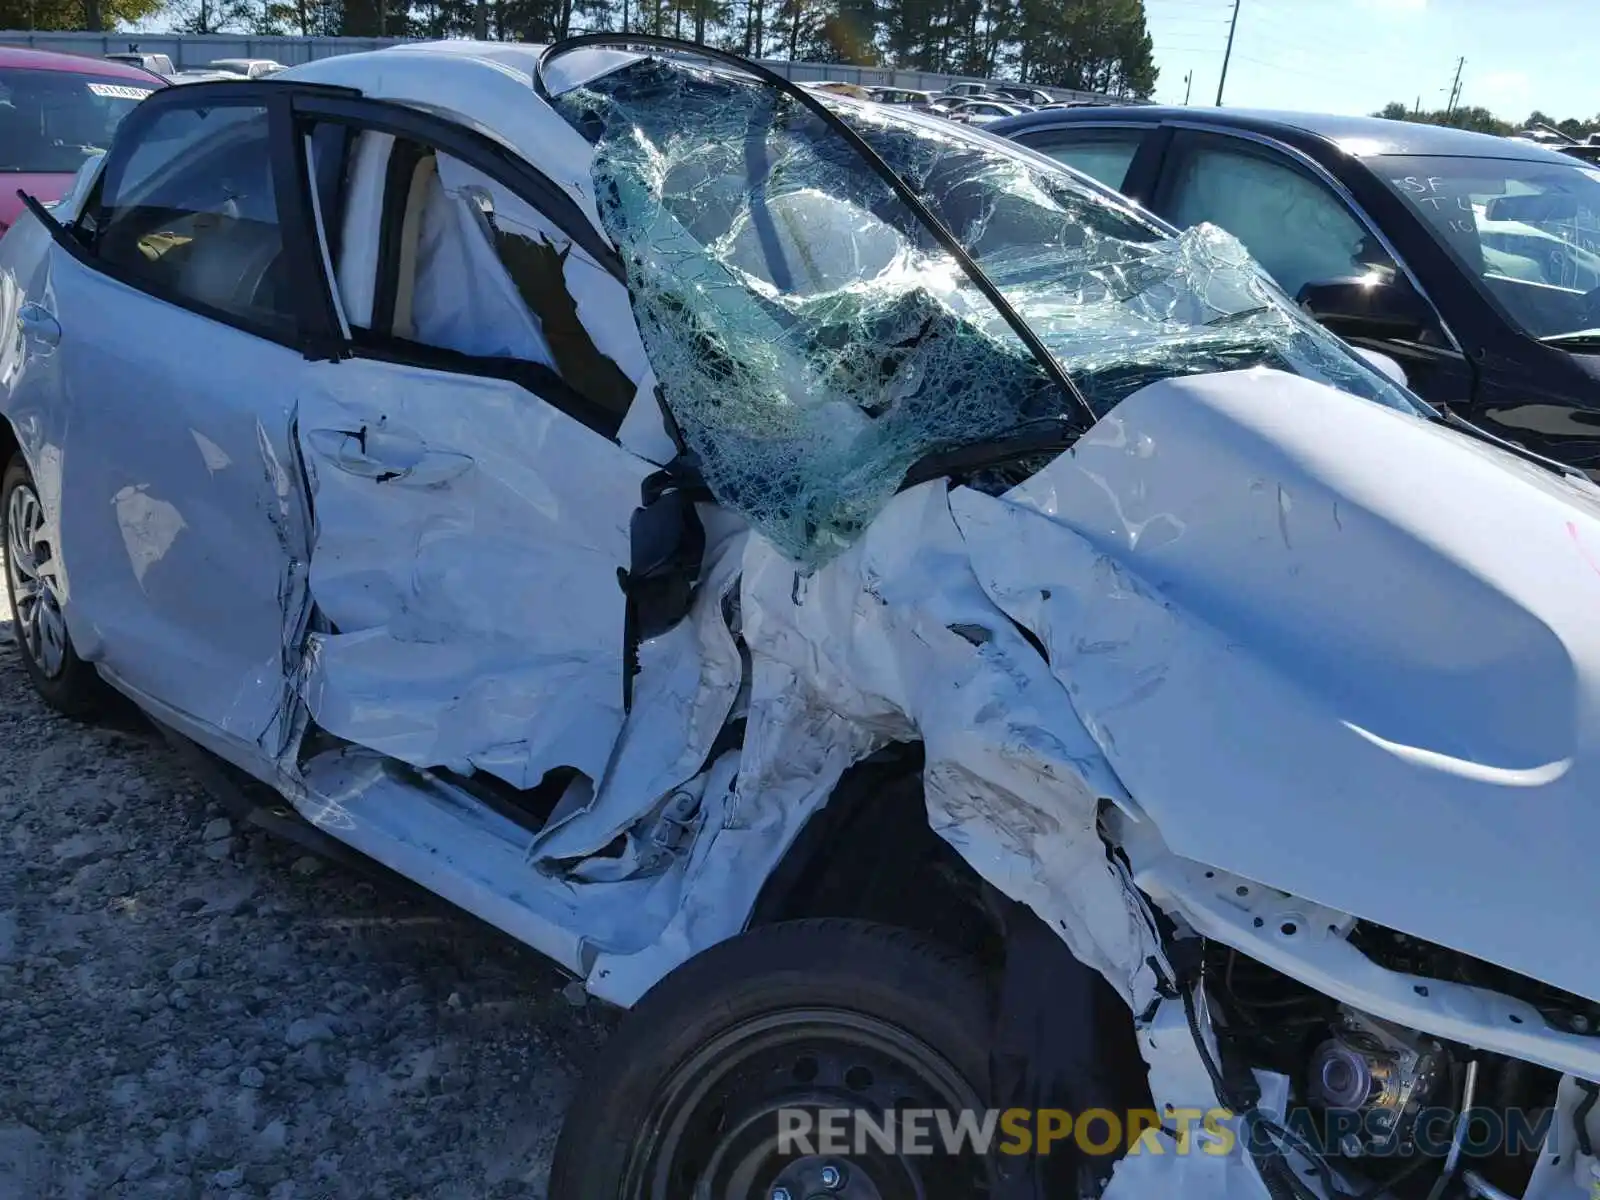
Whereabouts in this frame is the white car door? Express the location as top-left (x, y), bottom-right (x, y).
top-left (11, 85), bottom-right (340, 759)
top-left (287, 96), bottom-right (662, 792)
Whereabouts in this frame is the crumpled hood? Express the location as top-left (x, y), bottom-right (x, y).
top-left (953, 367), bottom-right (1600, 1003)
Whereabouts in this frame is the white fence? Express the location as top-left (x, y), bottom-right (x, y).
top-left (0, 29), bottom-right (1131, 102)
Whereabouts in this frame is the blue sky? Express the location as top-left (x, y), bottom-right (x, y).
top-left (1144, 0), bottom-right (1596, 123)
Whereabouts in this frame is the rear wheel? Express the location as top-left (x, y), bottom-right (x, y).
top-left (3, 453), bottom-right (109, 719)
top-left (550, 920), bottom-right (999, 1199)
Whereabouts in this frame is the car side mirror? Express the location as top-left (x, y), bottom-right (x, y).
top-left (1296, 276), bottom-right (1431, 343)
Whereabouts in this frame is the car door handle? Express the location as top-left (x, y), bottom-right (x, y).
top-left (306, 427), bottom-right (473, 487)
top-left (17, 302), bottom-right (60, 348)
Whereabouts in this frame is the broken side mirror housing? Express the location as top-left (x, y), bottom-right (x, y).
top-left (621, 461), bottom-right (710, 705)
top-left (630, 484), bottom-right (703, 600)
top-left (1353, 345), bottom-right (1409, 389)
top-left (1297, 275), bottom-right (1432, 343)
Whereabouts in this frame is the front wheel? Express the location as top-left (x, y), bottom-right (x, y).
top-left (550, 920), bottom-right (999, 1199)
top-left (3, 452), bottom-right (109, 719)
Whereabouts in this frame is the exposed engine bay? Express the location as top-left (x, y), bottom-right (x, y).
top-left (1193, 929), bottom-right (1600, 1200)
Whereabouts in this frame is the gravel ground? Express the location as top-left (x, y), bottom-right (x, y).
top-left (0, 582), bottom-right (613, 1199)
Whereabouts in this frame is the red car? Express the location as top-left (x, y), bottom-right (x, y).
top-left (0, 46), bottom-right (164, 233)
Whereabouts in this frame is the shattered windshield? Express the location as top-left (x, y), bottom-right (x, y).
top-left (555, 57), bottom-right (1422, 563)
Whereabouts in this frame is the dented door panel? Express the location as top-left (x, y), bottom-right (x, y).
top-left (295, 359), bottom-right (654, 788)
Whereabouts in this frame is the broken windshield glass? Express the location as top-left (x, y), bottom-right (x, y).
top-left (555, 56), bottom-right (1423, 565)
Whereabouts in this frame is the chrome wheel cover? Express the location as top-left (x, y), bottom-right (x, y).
top-left (6, 481), bottom-right (68, 678)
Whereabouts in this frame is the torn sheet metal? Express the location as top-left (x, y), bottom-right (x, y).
top-left (296, 360), bottom-right (654, 789)
top-left (588, 479), bottom-right (1166, 1011)
top-left (953, 365), bottom-right (1600, 1007)
top-left (529, 508), bottom-right (749, 865)
top-left (1101, 995), bottom-right (1279, 1200)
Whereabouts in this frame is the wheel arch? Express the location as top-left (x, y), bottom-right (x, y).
top-left (743, 741), bottom-right (1154, 1191)
top-left (748, 742), bottom-right (1008, 971)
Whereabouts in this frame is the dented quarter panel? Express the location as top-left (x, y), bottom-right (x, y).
top-left (955, 366), bottom-right (1600, 1006)
top-left (295, 358), bottom-right (654, 788)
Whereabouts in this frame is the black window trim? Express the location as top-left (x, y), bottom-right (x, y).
top-left (26, 79), bottom-right (355, 359)
top-left (289, 92), bottom-right (633, 439)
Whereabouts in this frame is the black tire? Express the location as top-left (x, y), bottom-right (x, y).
top-left (2, 452), bottom-right (110, 719)
top-left (550, 919), bottom-right (998, 1200)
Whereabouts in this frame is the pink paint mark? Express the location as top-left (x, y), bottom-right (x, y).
top-left (1568, 521), bottom-right (1600, 580)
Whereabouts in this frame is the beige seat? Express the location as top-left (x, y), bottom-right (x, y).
top-left (390, 152), bottom-right (438, 340)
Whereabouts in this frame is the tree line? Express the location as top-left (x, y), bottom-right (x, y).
top-left (0, 0), bottom-right (1158, 93)
top-left (1375, 101), bottom-right (1600, 141)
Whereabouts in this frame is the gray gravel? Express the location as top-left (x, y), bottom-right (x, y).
top-left (0, 589), bottom-right (613, 1199)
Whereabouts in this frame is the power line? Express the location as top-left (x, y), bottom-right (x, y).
top-left (1229, 52), bottom-right (1357, 86)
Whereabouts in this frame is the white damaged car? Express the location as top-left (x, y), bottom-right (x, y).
top-left (4, 34), bottom-right (1600, 1200)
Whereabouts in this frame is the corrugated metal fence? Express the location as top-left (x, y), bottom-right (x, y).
top-left (0, 30), bottom-right (1128, 102)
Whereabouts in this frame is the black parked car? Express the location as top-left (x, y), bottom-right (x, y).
top-left (991, 106), bottom-right (1600, 473)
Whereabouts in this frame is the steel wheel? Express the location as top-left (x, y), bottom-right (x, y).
top-left (5, 478), bottom-right (67, 679)
top-left (623, 1007), bottom-right (992, 1199)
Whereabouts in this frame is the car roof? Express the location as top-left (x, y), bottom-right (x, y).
top-left (0, 44), bottom-right (165, 82)
top-left (281, 42), bottom-right (1162, 238)
top-left (990, 104), bottom-right (1586, 165)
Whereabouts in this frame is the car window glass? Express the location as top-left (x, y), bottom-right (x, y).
top-left (1378, 154), bottom-right (1600, 340)
top-left (1167, 142), bottom-right (1393, 299)
top-left (1019, 129), bottom-right (1143, 190)
top-left (92, 104), bottom-right (294, 334)
top-left (323, 125), bottom-right (637, 421)
top-left (0, 67), bottom-right (157, 175)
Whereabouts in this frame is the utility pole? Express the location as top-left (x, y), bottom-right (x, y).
top-left (1183, 70), bottom-right (1193, 105)
top-left (1445, 56), bottom-right (1465, 116)
top-left (1215, 0), bottom-right (1241, 106)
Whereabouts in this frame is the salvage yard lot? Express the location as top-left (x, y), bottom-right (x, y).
top-left (0, 582), bottom-right (607, 1200)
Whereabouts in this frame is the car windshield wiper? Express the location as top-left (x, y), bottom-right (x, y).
top-left (900, 420), bottom-right (1077, 489)
top-left (1540, 328), bottom-right (1600, 348)
top-left (1430, 406), bottom-right (1585, 481)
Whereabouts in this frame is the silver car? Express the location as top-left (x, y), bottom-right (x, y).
top-left (5, 36), bottom-right (1598, 1200)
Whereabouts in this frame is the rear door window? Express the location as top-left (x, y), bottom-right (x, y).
top-left (87, 103), bottom-right (296, 335)
top-left (1011, 127), bottom-right (1148, 190)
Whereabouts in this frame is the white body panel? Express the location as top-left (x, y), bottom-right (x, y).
top-left (296, 358), bottom-right (653, 788)
top-left (955, 367), bottom-right (1600, 1005)
top-left (8, 248), bottom-right (310, 752)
